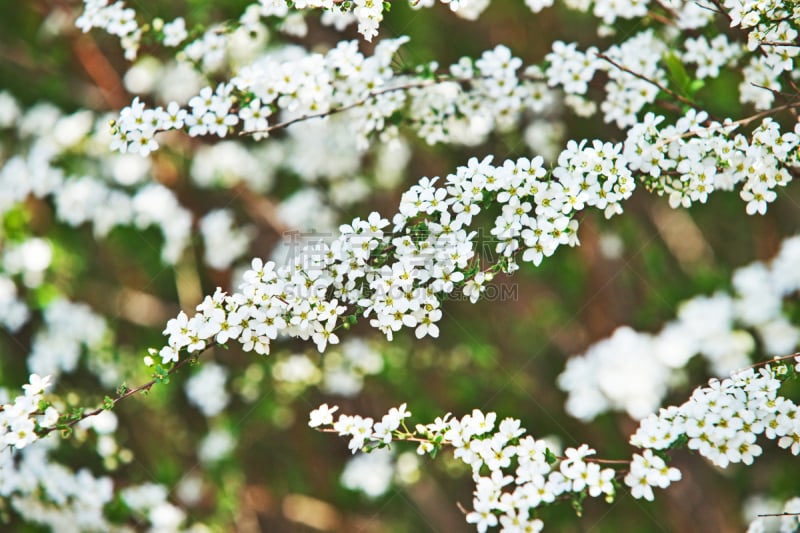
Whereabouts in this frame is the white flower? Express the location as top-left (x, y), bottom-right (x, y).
top-left (22, 374), bottom-right (52, 396)
top-left (309, 404), bottom-right (339, 428)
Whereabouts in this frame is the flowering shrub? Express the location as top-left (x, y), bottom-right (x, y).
top-left (0, 0), bottom-right (799, 530)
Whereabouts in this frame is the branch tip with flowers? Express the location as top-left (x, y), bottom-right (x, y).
top-left (308, 353), bottom-right (800, 529)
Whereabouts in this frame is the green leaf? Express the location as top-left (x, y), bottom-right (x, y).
top-left (688, 79), bottom-right (705, 95)
top-left (32, 284), bottom-right (60, 309)
top-left (153, 364), bottom-right (170, 385)
top-left (668, 433), bottom-right (689, 450)
top-left (545, 448), bottom-right (557, 465)
top-left (663, 52), bottom-right (691, 96)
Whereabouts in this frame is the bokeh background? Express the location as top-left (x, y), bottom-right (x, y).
top-left (1, 0), bottom-right (800, 531)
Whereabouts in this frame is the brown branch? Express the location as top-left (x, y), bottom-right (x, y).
top-left (692, 1), bottom-right (724, 15)
top-left (735, 353), bottom-right (799, 372)
top-left (38, 345), bottom-right (214, 437)
top-left (654, 99), bottom-right (800, 148)
top-left (647, 8), bottom-right (675, 26)
top-left (759, 41), bottom-right (800, 47)
top-left (241, 79), bottom-right (440, 137)
top-left (239, 71), bottom-right (520, 137)
top-left (595, 52), bottom-right (708, 115)
top-left (750, 83), bottom-right (798, 98)
top-left (72, 35), bottom-right (129, 110)
top-left (704, 0), bottom-right (800, 95)
top-left (234, 183), bottom-right (293, 236)
top-left (730, 100), bottom-right (800, 128)
top-left (317, 428), bottom-right (633, 465)
top-left (705, 0), bottom-right (733, 22)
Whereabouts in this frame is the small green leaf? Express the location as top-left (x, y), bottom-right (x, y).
top-left (688, 79), bottom-right (705, 95)
top-left (545, 448), bottom-right (557, 465)
top-left (668, 433), bottom-right (689, 450)
top-left (153, 365), bottom-right (170, 385)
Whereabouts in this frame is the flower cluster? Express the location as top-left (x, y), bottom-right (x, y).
top-left (0, 236), bottom-right (51, 334)
top-left (111, 36), bottom-right (404, 154)
top-left (0, 392), bottom-right (186, 532)
top-left (598, 31), bottom-right (666, 128)
top-left (560, 233), bottom-right (800, 421)
top-left (272, 337), bottom-right (385, 396)
top-left (153, 94), bottom-right (800, 366)
top-left (340, 448), bottom-right (421, 499)
top-left (185, 363), bottom-right (230, 418)
top-left (0, 374), bottom-right (58, 450)
top-left (746, 495), bottom-right (800, 533)
top-left (0, 274), bottom-right (28, 332)
top-left (623, 450), bottom-right (681, 501)
top-left (0, 97), bottom-right (196, 264)
top-left (624, 111), bottom-right (799, 212)
top-left (28, 299), bottom-right (108, 382)
top-left (111, 39), bottom-right (561, 155)
top-left (199, 209), bottom-right (253, 270)
top-left (156, 135), bottom-right (643, 365)
top-left (76, 0), bottom-right (141, 59)
top-left (313, 350), bottom-right (800, 531)
top-left (77, 0), bottom-right (497, 47)
top-left (1, 437), bottom-right (116, 532)
top-left (631, 360), bottom-right (800, 467)
top-left (682, 34), bottom-right (740, 80)
top-left (311, 403), bottom-right (680, 531)
top-left (724, 0), bottom-right (800, 110)
top-left (15, 0), bottom-right (800, 530)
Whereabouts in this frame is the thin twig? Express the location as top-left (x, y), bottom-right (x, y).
top-left (38, 345), bottom-right (214, 437)
top-left (750, 83), bottom-right (798, 98)
top-left (692, 1), bottom-right (724, 15)
top-left (730, 101), bottom-right (800, 128)
top-left (241, 79), bottom-right (440, 137)
top-left (735, 353), bottom-right (799, 373)
top-left (647, 9), bottom-right (674, 26)
top-left (239, 70), bottom-right (531, 137)
top-left (317, 428), bottom-right (633, 464)
top-left (705, 0), bottom-right (732, 22)
top-left (653, 99), bottom-right (800, 148)
top-left (759, 41), bottom-right (800, 47)
top-left (704, 0), bottom-right (800, 95)
top-left (595, 52), bottom-right (708, 115)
